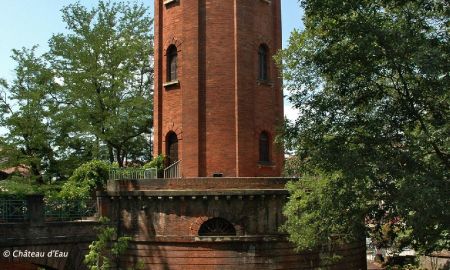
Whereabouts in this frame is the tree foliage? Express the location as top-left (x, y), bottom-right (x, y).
top-left (279, 0), bottom-right (449, 254)
top-left (0, 0), bottom-right (153, 182)
top-left (47, 0), bottom-right (153, 167)
top-left (58, 160), bottom-right (109, 202)
top-left (0, 47), bottom-right (56, 183)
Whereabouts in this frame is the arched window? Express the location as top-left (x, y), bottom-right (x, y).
top-left (258, 44), bottom-right (269, 81)
top-left (198, 218), bottom-right (236, 236)
top-left (167, 45), bottom-right (178, 82)
top-left (166, 131), bottom-right (178, 165)
top-left (259, 131), bottom-right (270, 163)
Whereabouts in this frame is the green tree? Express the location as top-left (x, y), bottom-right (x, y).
top-left (279, 0), bottom-right (449, 254)
top-left (0, 47), bottom-right (56, 183)
top-left (47, 0), bottom-right (153, 167)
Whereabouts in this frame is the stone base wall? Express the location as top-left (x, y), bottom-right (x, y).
top-left (102, 178), bottom-right (367, 270)
top-left (119, 239), bottom-right (366, 270)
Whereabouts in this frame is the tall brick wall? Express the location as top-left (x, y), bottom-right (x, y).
top-left (153, 0), bottom-right (284, 177)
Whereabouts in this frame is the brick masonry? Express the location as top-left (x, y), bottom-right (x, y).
top-left (0, 222), bottom-right (98, 270)
top-left (98, 178), bottom-right (367, 270)
top-left (150, 1), bottom-right (366, 269)
top-left (153, 0), bottom-right (284, 177)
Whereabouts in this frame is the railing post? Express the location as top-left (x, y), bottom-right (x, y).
top-left (164, 160), bottom-right (181, 178)
top-left (27, 195), bottom-right (44, 226)
top-left (109, 168), bottom-right (158, 180)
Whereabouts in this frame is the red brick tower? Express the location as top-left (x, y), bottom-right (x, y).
top-left (98, 3), bottom-right (367, 266)
top-left (153, 0), bottom-right (284, 177)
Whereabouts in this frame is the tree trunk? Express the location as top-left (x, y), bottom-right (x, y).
top-left (116, 147), bottom-right (124, 167)
top-left (108, 146), bottom-right (114, 164)
top-left (31, 164), bottom-right (44, 184)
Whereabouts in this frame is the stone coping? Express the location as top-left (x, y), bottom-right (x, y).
top-left (128, 234), bottom-right (289, 243)
top-left (100, 189), bottom-right (289, 198)
top-left (0, 220), bottom-right (99, 226)
top-left (107, 177), bottom-right (293, 192)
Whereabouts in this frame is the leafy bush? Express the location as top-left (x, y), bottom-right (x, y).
top-left (58, 160), bottom-right (109, 202)
top-left (84, 217), bottom-right (143, 270)
top-left (143, 155), bottom-right (165, 178)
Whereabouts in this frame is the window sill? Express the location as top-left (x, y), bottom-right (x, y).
top-left (164, 0), bottom-right (178, 6)
top-left (257, 80), bottom-right (273, 87)
top-left (163, 80), bottom-right (180, 88)
top-left (258, 161), bottom-right (275, 168)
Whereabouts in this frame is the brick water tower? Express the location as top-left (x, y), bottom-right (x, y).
top-left (153, 0), bottom-right (284, 177)
top-left (98, 1), bottom-right (367, 269)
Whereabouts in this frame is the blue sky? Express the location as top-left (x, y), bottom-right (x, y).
top-left (0, 1), bottom-right (303, 130)
top-left (0, 0), bottom-right (303, 80)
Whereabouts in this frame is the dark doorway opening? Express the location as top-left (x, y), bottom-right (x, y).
top-left (166, 131), bottom-right (179, 165)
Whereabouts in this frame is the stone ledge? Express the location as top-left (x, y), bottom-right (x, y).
top-left (194, 235), bottom-right (284, 242)
top-left (163, 0), bottom-right (177, 6)
top-left (127, 235), bottom-right (288, 243)
top-left (106, 177), bottom-right (293, 192)
top-left (163, 80), bottom-right (179, 87)
top-left (102, 189), bottom-right (289, 198)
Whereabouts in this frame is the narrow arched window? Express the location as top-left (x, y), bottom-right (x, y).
top-left (166, 131), bottom-right (178, 165)
top-left (167, 45), bottom-right (178, 82)
top-left (258, 44), bottom-right (268, 81)
top-left (259, 131), bottom-right (270, 163)
top-left (198, 218), bottom-right (236, 236)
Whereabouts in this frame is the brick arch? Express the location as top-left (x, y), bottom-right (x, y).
top-left (258, 129), bottom-right (272, 140)
top-left (255, 36), bottom-right (272, 55)
top-left (255, 126), bottom-right (273, 139)
top-left (189, 216), bottom-right (209, 236)
top-left (163, 36), bottom-right (183, 55)
top-left (162, 123), bottom-right (182, 141)
top-left (190, 216), bottom-right (238, 236)
top-left (257, 42), bottom-right (270, 55)
top-left (198, 217), bottom-right (237, 236)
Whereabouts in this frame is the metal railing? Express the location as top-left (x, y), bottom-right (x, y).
top-left (164, 160), bottom-right (181, 178)
top-left (44, 199), bottom-right (97, 222)
top-left (109, 168), bottom-right (158, 180)
top-left (0, 199), bottom-right (28, 222)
